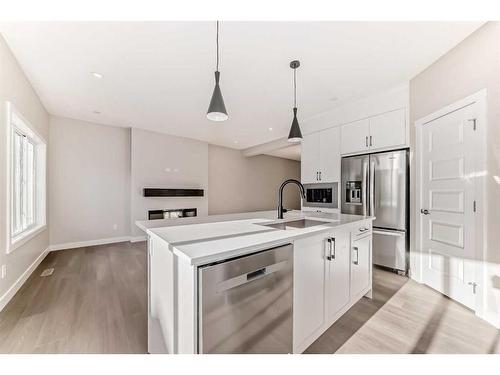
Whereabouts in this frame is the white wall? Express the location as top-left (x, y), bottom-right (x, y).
top-left (0, 35), bottom-right (49, 308)
top-left (48, 116), bottom-right (130, 247)
top-left (410, 22), bottom-right (500, 328)
top-left (208, 145), bottom-right (301, 215)
top-left (130, 128), bottom-right (209, 238)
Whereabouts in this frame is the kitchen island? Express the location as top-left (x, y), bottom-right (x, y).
top-left (137, 210), bottom-right (374, 354)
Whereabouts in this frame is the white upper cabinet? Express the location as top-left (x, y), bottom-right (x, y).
top-left (340, 119), bottom-right (370, 155)
top-left (340, 108), bottom-right (407, 155)
top-left (369, 109), bottom-right (406, 150)
top-left (301, 127), bottom-right (341, 184)
top-left (319, 126), bottom-right (340, 183)
top-left (301, 132), bottom-right (320, 184)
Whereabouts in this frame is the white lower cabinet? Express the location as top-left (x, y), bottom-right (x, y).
top-left (293, 224), bottom-right (371, 353)
top-left (293, 233), bottom-right (327, 352)
top-left (351, 234), bottom-right (372, 299)
top-left (325, 229), bottom-right (351, 322)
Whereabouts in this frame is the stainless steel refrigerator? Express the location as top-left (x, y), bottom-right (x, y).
top-left (341, 149), bottom-right (409, 273)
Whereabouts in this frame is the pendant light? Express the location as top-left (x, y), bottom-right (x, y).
top-left (207, 21), bottom-right (228, 121)
top-left (288, 60), bottom-right (302, 142)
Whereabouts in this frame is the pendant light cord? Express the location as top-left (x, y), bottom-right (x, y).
top-left (216, 21), bottom-right (219, 72)
top-left (293, 67), bottom-right (297, 108)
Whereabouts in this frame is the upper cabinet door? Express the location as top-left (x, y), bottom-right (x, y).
top-left (301, 132), bottom-right (320, 184)
top-left (319, 126), bottom-right (340, 183)
top-left (369, 109), bottom-right (406, 150)
top-left (340, 119), bottom-right (370, 155)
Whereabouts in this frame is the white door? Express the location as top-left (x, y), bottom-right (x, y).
top-left (301, 132), bottom-right (320, 183)
top-left (419, 103), bottom-right (478, 309)
top-left (319, 126), bottom-right (340, 183)
top-left (369, 108), bottom-right (406, 150)
top-left (340, 119), bottom-right (370, 155)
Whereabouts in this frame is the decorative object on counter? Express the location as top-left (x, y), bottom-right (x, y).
top-left (288, 60), bottom-right (303, 142)
top-left (207, 21), bottom-right (228, 122)
top-left (143, 188), bottom-right (204, 197)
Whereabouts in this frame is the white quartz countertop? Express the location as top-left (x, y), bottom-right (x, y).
top-left (143, 210), bottom-right (374, 266)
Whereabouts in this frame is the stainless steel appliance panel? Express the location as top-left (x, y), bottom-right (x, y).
top-left (371, 150), bottom-right (407, 230)
top-left (303, 182), bottom-right (338, 209)
top-left (198, 244), bottom-right (293, 354)
top-left (341, 155), bottom-right (369, 216)
top-left (372, 228), bottom-right (406, 272)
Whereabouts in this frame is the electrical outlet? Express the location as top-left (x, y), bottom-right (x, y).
top-left (1, 265), bottom-right (6, 279)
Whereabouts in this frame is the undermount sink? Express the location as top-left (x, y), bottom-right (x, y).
top-left (258, 219), bottom-right (332, 230)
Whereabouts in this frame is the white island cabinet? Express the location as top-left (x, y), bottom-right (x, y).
top-left (142, 211), bottom-right (373, 354)
top-left (293, 221), bottom-right (372, 353)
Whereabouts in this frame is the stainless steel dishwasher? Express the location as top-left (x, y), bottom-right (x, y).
top-left (198, 244), bottom-right (293, 354)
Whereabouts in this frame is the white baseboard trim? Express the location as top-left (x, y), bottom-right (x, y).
top-left (0, 247), bottom-right (49, 312)
top-left (130, 236), bottom-right (147, 243)
top-left (482, 311), bottom-right (500, 330)
top-left (48, 236), bottom-right (131, 251)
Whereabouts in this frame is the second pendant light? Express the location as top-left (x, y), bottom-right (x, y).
top-left (207, 21), bottom-right (228, 122)
top-left (288, 60), bottom-right (303, 142)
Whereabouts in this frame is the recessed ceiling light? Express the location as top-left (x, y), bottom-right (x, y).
top-left (234, 140), bottom-right (238, 144)
top-left (268, 127), bottom-right (273, 131)
top-left (93, 110), bottom-right (101, 114)
top-left (91, 72), bottom-right (103, 79)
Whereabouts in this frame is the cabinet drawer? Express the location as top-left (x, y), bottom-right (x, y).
top-left (353, 222), bottom-right (372, 239)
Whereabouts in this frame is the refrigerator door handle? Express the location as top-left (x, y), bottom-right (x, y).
top-left (373, 229), bottom-right (405, 237)
top-left (362, 160), bottom-right (369, 216)
top-left (369, 160), bottom-right (375, 217)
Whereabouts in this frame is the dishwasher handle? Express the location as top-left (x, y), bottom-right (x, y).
top-left (247, 267), bottom-right (266, 281)
top-left (216, 260), bottom-right (288, 293)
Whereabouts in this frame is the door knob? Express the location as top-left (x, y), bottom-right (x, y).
top-left (420, 209), bottom-right (430, 215)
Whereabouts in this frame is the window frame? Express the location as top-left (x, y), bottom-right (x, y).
top-left (6, 102), bottom-right (47, 253)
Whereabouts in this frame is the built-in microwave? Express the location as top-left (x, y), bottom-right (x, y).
top-left (302, 183), bottom-right (338, 209)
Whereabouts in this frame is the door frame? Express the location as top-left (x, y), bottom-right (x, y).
top-left (413, 89), bottom-right (487, 320)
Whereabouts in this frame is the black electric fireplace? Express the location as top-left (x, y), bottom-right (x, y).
top-left (148, 208), bottom-right (197, 220)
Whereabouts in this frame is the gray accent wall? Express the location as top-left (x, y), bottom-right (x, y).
top-left (208, 145), bottom-right (301, 215)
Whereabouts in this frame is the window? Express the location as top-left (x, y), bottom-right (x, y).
top-left (7, 103), bottom-right (46, 252)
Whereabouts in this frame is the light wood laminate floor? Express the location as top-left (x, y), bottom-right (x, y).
top-left (0, 241), bottom-right (498, 354)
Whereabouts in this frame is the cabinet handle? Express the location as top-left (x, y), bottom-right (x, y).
top-left (326, 238), bottom-right (332, 260)
top-left (365, 136), bottom-right (368, 147)
top-left (369, 135), bottom-right (372, 147)
top-left (326, 238), bottom-right (335, 261)
top-left (316, 171), bottom-right (319, 181)
top-left (353, 246), bottom-right (359, 265)
top-left (319, 171), bottom-right (322, 181)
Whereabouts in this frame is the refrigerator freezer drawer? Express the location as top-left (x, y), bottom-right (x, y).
top-left (372, 229), bottom-right (406, 272)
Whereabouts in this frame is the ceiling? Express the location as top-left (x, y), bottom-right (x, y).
top-left (264, 144), bottom-right (301, 161)
top-left (0, 22), bottom-right (483, 151)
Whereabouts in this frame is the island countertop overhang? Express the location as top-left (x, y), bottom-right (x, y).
top-left (142, 210), bottom-right (375, 266)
